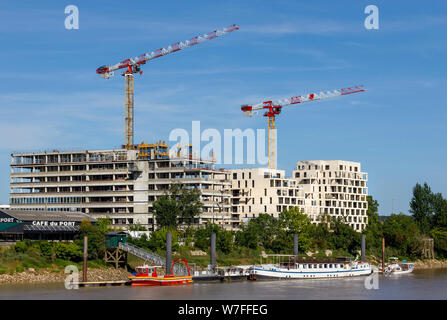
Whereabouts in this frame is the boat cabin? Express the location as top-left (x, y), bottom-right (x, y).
top-left (135, 265), bottom-right (161, 277)
top-left (296, 262), bottom-right (349, 270)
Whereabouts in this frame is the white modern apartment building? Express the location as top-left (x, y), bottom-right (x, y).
top-left (229, 168), bottom-right (309, 227)
top-left (293, 160), bottom-right (368, 231)
top-left (10, 145), bottom-right (232, 231)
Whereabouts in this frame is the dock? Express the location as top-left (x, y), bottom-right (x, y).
top-left (74, 280), bottom-right (131, 287)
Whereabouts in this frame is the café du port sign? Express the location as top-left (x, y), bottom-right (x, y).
top-left (31, 220), bottom-right (76, 227)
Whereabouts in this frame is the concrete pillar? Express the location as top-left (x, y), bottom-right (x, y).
top-left (83, 236), bottom-right (88, 282)
top-left (166, 231), bottom-right (172, 275)
top-left (210, 233), bottom-right (216, 271)
top-left (293, 234), bottom-right (298, 259)
top-left (361, 234), bottom-right (366, 261)
top-left (382, 237), bottom-right (385, 272)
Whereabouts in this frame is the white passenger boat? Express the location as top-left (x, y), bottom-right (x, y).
top-left (383, 258), bottom-right (415, 275)
top-left (249, 257), bottom-right (372, 280)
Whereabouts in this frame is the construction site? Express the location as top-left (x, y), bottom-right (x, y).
top-left (8, 24), bottom-right (369, 232)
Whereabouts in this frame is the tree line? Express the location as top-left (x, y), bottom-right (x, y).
top-left (145, 182), bottom-right (447, 260)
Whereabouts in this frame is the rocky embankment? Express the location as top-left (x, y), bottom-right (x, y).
top-left (365, 255), bottom-right (447, 270)
top-left (413, 259), bottom-right (447, 269)
top-left (0, 267), bottom-right (130, 285)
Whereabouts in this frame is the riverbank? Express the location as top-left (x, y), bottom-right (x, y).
top-left (0, 267), bottom-right (130, 285)
top-left (365, 255), bottom-right (447, 269)
top-left (413, 259), bottom-right (447, 269)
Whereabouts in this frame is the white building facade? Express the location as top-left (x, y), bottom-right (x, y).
top-left (229, 168), bottom-right (307, 227)
top-left (293, 160), bottom-right (368, 232)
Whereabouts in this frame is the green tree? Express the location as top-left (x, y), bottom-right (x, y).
top-left (329, 217), bottom-right (362, 254)
top-left (383, 214), bottom-right (422, 258)
top-left (177, 187), bottom-right (202, 226)
top-left (147, 227), bottom-right (179, 252)
top-left (431, 193), bottom-right (447, 229)
top-left (152, 184), bottom-right (203, 229)
top-left (129, 223), bottom-right (148, 231)
top-left (275, 207), bottom-right (312, 253)
top-left (235, 222), bottom-right (259, 249)
top-left (252, 214), bottom-right (281, 249)
top-left (234, 214), bottom-right (281, 250)
top-left (153, 195), bottom-right (180, 229)
top-left (410, 183), bottom-right (434, 234)
top-left (193, 224), bottom-right (234, 254)
top-left (128, 233), bottom-right (151, 249)
top-left (363, 195), bottom-right (383, 254)
top-left (309, 215), bottom-right (331, 250)
top-left (431, 227), bottom-right (447, 258)
top-left (78, 218), bottom-right (110, 260)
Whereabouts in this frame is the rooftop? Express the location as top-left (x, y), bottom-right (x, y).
top-left (0, 209), bottom-right (96, 222)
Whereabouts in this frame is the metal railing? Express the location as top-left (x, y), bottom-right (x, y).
top-left (118, 242), bottom-right (185, 275)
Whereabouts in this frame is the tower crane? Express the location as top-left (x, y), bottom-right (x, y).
top-left (241, 85), bottom-right (365, 169)
top-left (96, 24), bottom-right (239, 150)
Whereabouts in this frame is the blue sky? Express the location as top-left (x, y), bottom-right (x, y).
top-left (0, 0), bottom-right (446, 215)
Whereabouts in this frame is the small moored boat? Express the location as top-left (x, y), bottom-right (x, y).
top-left (383, 257), bottom-right (415, 275)
top-left (128, 258), bottom-right (193, 286)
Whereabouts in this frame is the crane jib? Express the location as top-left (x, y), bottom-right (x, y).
top-left (96, 24), bottom-right (239, 75)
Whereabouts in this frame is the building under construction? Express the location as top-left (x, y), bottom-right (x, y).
top-left (10, 143), bottom-right (232, 231)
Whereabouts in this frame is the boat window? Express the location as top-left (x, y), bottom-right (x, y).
top-left (324, 264), bottom-right (328, 268)
top-left (313, 264), bottom-right (317, 268)
top-left (329, 264), bottom-right (333, 268)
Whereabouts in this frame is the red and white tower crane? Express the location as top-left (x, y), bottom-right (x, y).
top-left (96, 24), bottom-right (239, 150)
top-left (241, 85), bottom-right (365, 169)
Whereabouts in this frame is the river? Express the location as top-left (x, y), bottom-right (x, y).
top-left (0, 269), bottom-right (446, 300)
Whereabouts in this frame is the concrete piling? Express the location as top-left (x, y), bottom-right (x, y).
top-left (361, 234), bottom-right (366, 261)
top-left (166, 231), bottom-right (172, 275)
top-left (83, 236), bottom-right (88, 282)
top-left (210, 233), bottom-right (216, 272)
top-left (293, 234), bottom-right (298, 260)
top-left (382, 237), bottom-right (385, 272)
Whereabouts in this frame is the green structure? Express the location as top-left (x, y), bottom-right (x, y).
top-left (105, 231), bottom-right (128, 248)
top-left (104, 231), bottom-right (128, 269)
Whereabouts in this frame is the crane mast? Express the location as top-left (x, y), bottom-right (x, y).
top-left (241, 85), bottom-right (365, 169)
top-left (97, 24), bottom-right (239, 150)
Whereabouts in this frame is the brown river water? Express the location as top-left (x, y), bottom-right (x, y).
top-left (0, 269), bottom-right (446, 300)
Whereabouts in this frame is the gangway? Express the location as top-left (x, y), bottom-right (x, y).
top-left (118, 242), bottom-right (185, 275)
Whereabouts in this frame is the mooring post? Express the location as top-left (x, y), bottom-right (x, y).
top-left (210, 233), bottom-right (216, 273)
top-left (361, 234), bottom-right (366, 262)
top-left (293, 234), bottom-right (298, 261)
top-left (382, 237), bottom-right (385, 272)
top-left (166, 231), bottom-right (172, 275)
top-left (83, 236), bottom-right (88, 282)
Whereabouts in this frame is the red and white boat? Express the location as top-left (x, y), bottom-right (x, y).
top-left (128, 259), bottom-right (193, 286)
